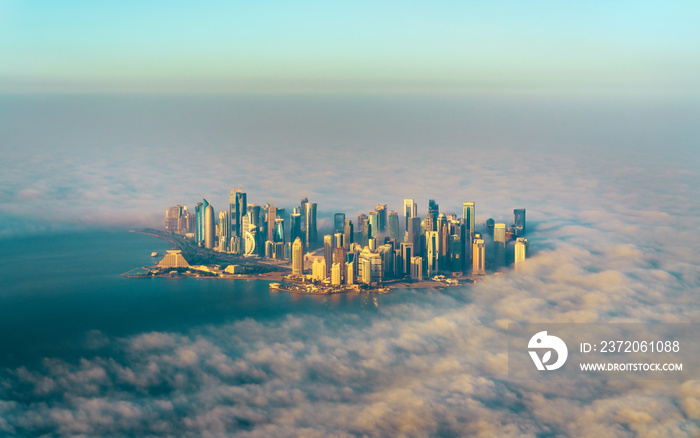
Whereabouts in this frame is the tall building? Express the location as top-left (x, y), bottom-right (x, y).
top-left (400, 242), bottom-right (413, 276)
top-left (292, 237), bottom-right (304, 276)
top-left (331, 263), bottom-right (341, 286)
top-left (426, 230), bottom-right (439, 275)
top-left (300, 197), bottom-right (309, 231)
top-left (407, 216), bottom-right (422, 255)
top-left (427, 199), bottom-right (439, 229)
top-left (346, 261), bottom-right (354, 285)
top-left (290, 213), bottom-right (302, 245)
top-left (494, 223), bottom-right (506, 269)
top-left (514, 237), bottom-right (527, 271)
top-left (343, 220), bottom-right (354, 248)
top-left (473, 235), bottom-right (485, 274)
top-left (324, 235), bottom-right (333, 275)
top-left (304, 202), bottom-right (317, 247)
top-left (368, 211), bottom-right (379, 237)
top-left (195, 199), bottom-right (209, 245)
top-left (388, 211), bottom-right (399, 240)
top-left (411, 256), bottom-right (423, 280)
top-left (266, 203), bottom-right (277, 243)
top-left (462, 202), bottom-right (475, 233)
top-left (218, 211), bottom-right (229, 252)
top-left (165, 205), bottom-right (187, 233)
top-left (403, 198), bottom-right (417, 231)
top-left (375, 204), bottom-right (387, 233)
top-left (204, 204), bottom-right (215, 249)
top-left (334, 213), bottom-right (346, 234)
top-left (230, 189), bottom-right (246, 253)
top-left (362, 219), bottom-right (372, 247)
top-left (274, 218), bottom-right (285, 243)
top-left (449, 234), bottom-right (462, 272)
top-left (514, 209), bottom-right (526, 237)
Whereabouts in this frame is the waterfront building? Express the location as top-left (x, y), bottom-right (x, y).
top-left (410, 256), bottom-right (423, 280)
top-left (514, 209), bottom-right (526, 236)
top-left (334, 213), bottom-right (346, 234)
top-left (486, 218), bottom-right (495, 235)
top-left (346, 261), bottom-right (354, 285)
top-left (304, 202), bottom-right (318, 247)
top-left (403, 198), bottom-right (417, 231)
top-left (473, 235), bottom-right (486, 274)
top-left (388, 211), bottom-right (399, 240)
top-left (157, 250), bottom-right (191, 269)
top-left (331, 263), bottom-right (341, 286)
top-left (375, 204), bottom-right (387, 233)
top-left (494, 223), bottom-right (506, 269)
top-left (514, 237), bottom-right (527, 271)
top-left (449, 234), bottom-right (462, 272)
top-left (204, 204), bottom-right (215, 249)
top-left (426, 230), bottom-right (439, 275)
top-left (400, 242), bottom-right (413, 276)
top-left (324, 235), bottom-right (333, 275)
top-left (292, 237), bottom-right (304, 276)
top-left (265, 240), bottom-right (273, 259)
top-left (312, 259), bottom-right (327, 281)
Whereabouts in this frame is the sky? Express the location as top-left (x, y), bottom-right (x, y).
top-left (1, 1), bottom-right (699, 94)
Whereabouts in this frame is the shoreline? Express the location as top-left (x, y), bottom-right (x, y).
top-left (128, 229), bottom-right (476, 294)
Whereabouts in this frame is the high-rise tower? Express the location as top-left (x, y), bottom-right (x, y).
top-left (292, 237), bottom-right (304, 276)
top-left (229, 189), bottom-right (246, 253)
top-left (472, 235), bottom-right (485, 274)
top-left (494, 223), bottom-right (506, 269)
top-left (304, 202), bottom-right (317, 247)
top-left (514, 209), bottom-right (526, 237)
top-left (514, 237), bottom-right (527, 271)
top-left (387, 211), bottom-right (399, 240)
top-left (204, 204), bottom-right (215, 249)
top-left (403, 198), bottom-right (417, 232)
top-left (375, 204), bottom-right (387, 233)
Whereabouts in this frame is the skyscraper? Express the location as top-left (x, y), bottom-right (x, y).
top-left (427, 199), bottom-right (439, 229)
top-left (514, 209), bottom-right (526, 236)
top-left (331, 263), bottom-right (341, 286)
top-left (300, 197), bottom-right (308, 231)
top-left (514, 237), bottom-right (527, 271)
top-left (274, 218), bottom-right (285, 243)
top-left (388, 210), bottom-right (399, 240)
top-left (403, 198), bottom-right (417, 231)
top-left (343, 220), bottom-right (354, 248)
top-left (472, 236), bottom-right (485, 274)
top-left (204, 204), bottom-right (215, 249)
top-left (375, 204), bottom-right (387, 232)
top-left (267, 202), bottom-right (276, 243)
top-left (494, 223), bottom-right (506, 269)
top-left (334, 213), bottom-right (346, 234)
top-left (304, 202), bottom-right (317, 247)
top-left (218, 211), bottom-right (229, 252)
top-left (195, 199), bottom-right (209, 245)
top-left (323, 234), bottom-right (333, 275)
top-left (230, 189), bottom-right (246, 253)
top-left (426, 230), bottom-right (439, 275)
top-left (290, 213), bottom-right (302, 245)
top-left (462, 202), bottom-right (475, 233)
top-left (292, 237), bottom-right (304, 276)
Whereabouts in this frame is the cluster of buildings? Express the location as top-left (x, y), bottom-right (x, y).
top-left (165, 190), bottom-right (528, 286)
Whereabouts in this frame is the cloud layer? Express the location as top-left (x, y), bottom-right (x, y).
top-left (1, 95), bottom-right (699, 436)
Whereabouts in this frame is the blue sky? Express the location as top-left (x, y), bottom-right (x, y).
top-left (1, 0), bottom-right (698, 93)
